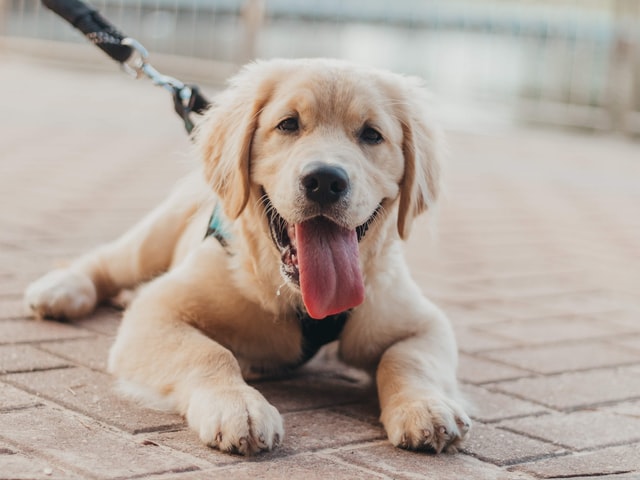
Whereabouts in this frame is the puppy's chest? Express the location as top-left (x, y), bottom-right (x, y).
top-left (233, 309), bottom-right (350, 376)
top-left (203, 204), bottom-right (350, 371)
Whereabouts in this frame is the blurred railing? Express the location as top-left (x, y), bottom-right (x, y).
top-left (1, 0), bottom-right (639, 135)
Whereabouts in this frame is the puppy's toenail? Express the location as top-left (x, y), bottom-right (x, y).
top-left (456, 418), bottom-right (469, 427)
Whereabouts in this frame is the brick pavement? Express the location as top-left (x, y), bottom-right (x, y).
top-left (1, 54), bottom-right (640, 479)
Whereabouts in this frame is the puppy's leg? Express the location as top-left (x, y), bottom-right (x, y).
top-left (376, 300), bottom-right (471, 453)
top-left (25, 177), bottom-right (202, 319)
top-left (108, 249), bottom-right (284, 455)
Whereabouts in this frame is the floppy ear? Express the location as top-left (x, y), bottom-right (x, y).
top-left (396, 80), bottom-right (443, 239)
top-left (196, 64), bottom-right (273, 219)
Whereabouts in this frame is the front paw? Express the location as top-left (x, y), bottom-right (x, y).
top-left (381, 391), bottom-right (471, 453)
top-left (24, 269), bottom-right (97, 320)
top-left (186, 385), bottom-right (284, 455)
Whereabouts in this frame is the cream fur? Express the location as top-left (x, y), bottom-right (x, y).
top-left (25, 58), bottom-right (469, 455)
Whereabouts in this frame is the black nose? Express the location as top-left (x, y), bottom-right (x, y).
top-left (301, 163), bottom-right (350, 206)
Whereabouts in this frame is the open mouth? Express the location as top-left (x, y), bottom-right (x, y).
top-left (263, 195), bottom-right (379, 319)
top-left (265, 197), bottom-right (379, 285)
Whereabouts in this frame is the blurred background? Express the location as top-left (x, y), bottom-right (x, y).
top-left (1, 4), bottom-right (640, 476)
top-left (1, 0), bottom-right (639, 135)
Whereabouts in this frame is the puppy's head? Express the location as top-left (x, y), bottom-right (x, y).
top-left (198, 59), bottom-right (442, 318)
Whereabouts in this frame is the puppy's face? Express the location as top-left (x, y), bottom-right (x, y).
top-left (252, 70), bottom-right (405, 227)
top-left (200, 59), bottom-right (441, 319)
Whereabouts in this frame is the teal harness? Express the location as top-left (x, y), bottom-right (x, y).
top-left (204, 204), bottom-right (230, 251)
top-left (204, 205), bottom-right (349, 367)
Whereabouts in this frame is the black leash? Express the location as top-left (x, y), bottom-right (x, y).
top-left (41, 0), bottom-right (210, 134)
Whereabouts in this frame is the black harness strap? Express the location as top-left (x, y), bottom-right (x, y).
top-left (297, 309), bottom-right (349, 366)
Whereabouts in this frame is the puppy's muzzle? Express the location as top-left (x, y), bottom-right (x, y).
top-left (300, 163), bottom-right (349, 206)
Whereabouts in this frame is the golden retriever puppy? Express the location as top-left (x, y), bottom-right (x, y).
top-left (25, 58), bottom-right (470, 455)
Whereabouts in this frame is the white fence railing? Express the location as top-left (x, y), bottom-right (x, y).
top-left (2, 0), bottom-right (639, 135)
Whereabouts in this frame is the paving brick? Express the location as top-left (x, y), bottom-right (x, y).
top-left (458, 353), bottom-right (531, 384)
top-left (0, 297), bottom-right (29, 319)
top-left (536, 291), bottom-right (638, 317)
top-left (423, 259), bottom-right (495, 280)
top-left (563, 475), bottom-right (640, 480)
top-left (493, 366), bottom-right (640, 410)
top-left (609, 334), bottom-right (640, 353)
top-left (0, 382), bottom-right (43, 411)
top-left (0, 319), bottom-right (92, 344)
top-left (255, 375), bottom-right (372, 414)
top-left (332, 442), bottom-right (531, 479)
top-left (0, 250), bottom-right (48, 274)
top-left (39, 335), bottom-right (114, 372)
top-left (0, 277), bottom-right (28, 298)
top-left (0, 405), bottom-right (199, 479)
top-left (5, 367), bottom-right (184, 433)
top-left (461, 384), bottom-right (549, 423)
top-left (451, 274), bottom-right (599, 300)
top-left (453, 324), bottom-right (519, 354)
top-left (475, 316), bottom-right (628, 345)
top-left (0, 344), bottom-right (70, 374)
top-left (480, 341), bottom-right (640, 375)
top-left (460, 299), bottom-right (562, 321)
top-left (331, 399), bottom-right (382, 426)
top-left (419, 282), bottom-right (501, 306)
top-left (601, 310), bottom-right (640, 332)
top-left (604, 400), bottom-right (640, 418)
top-left (145, 429), bottom-right (243, 468)
top-left (501, 410), bottom-right (640, 450)
top-left (442, 304), bottom-right (511, 326)
top-left (280, 409), bottom-right (385, 455)
top-left (461, 423), bottom-right (563, 466)
top-left (162, 453), bottom-right (386, 480)
top-left (71, 306), bottom-right (122, 336)
top-left (513, 443), bottom-right (640, 478)
top-left (441, 260), bottom-right (581, 284)
top-left (0, 440), bottom-right (79, 480)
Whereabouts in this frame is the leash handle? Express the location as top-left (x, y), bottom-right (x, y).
top-left (42, 0), bottom-right (133, 63)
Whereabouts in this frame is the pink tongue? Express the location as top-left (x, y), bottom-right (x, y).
top-left (295, 217), bottom-right (365, 320)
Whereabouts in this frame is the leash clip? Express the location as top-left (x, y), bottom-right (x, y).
top-left (120, 37), bottom-right (147, 79)
top-left (121, 37), bottom-right (188, 93)
top-left (120, 36), bottom-right (199, 134)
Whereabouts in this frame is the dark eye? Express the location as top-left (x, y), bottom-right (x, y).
top-left (359, 126), bottom-right (383, 145)
top-left (276, 117), bottom-right (299, 133)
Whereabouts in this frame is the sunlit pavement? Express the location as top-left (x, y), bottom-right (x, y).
top-left (2, 54), bottom-right (640, 479)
